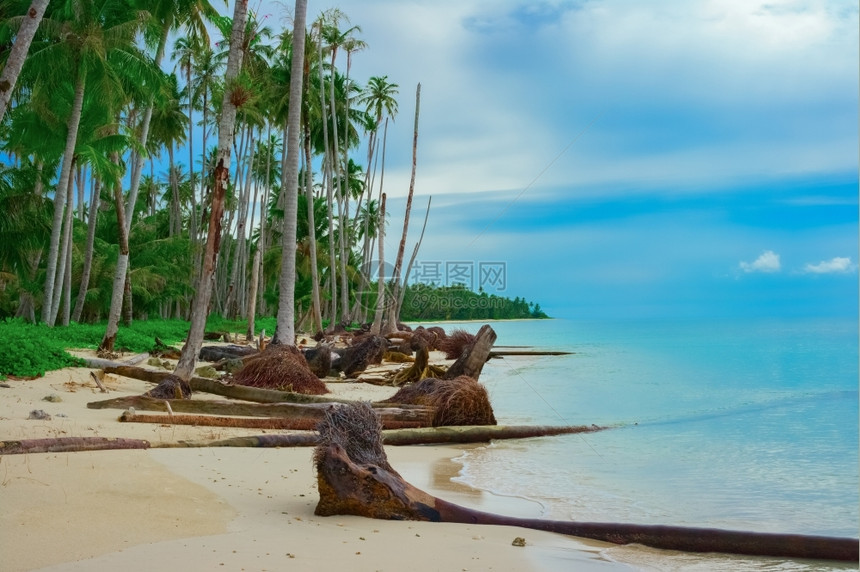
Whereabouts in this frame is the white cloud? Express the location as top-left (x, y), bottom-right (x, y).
top-left (740, 250), bottom-right (781, 273)
top-left (803, 257), bottom-right (855, 274)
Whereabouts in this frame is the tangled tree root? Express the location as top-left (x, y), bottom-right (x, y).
top-left (232, 344), bottom-right (329, 394)
top-left (391, 345), bottom-right (446, 386)
top-left (382, 375), bottom-right (496, 426)
top-left (437, 328), bottom-right (476, 360)
top-left (145, 374), bottom-right (193, 399)
top-left (312, 403), bottom-right (859, 562)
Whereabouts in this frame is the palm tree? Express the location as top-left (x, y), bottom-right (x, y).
top-left (98, 150), bottom-right (130, 352)
top-left (319, 12), bottom-right (362, 325)
top-left (0, 0), bottom-right (50, 123)
top-left (124, 0), bottom-right (219, 234)
top-left (271, 0), bottom-right (308, 346)
top-left (0, 160), bottom-right (51, 323)
top-left (173, 0), bottom-right (249, 382)
top-left (26, 0), bottom-right (155, 325)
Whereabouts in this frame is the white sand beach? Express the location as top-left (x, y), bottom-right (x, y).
top-left (0, 356), bottom-right (633, 571)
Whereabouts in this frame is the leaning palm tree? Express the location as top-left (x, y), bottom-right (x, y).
top-left (172, 0), bottom-right (249, 383)
top-left (0, 0), bottom-right (50, 123)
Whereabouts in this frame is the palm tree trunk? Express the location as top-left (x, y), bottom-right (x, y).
top-left (257, 125), bottom-right (272, 317)
top-left (187, 60), bottom-right (197, 257)
top-left (271, 0), bottom-right (308, 346)
top-left (370, 192), bottom-right (386, 335)
top-left (99, 154), bottom-right (131, 353)
top-left (61, 177), bottom-right (75, 326)
top-left (42, 67), bottom-right (86, 325)
top-left (173, 0), bottom-right (249, 382)
top-left (245, 248), bottom-right (261, 340)
top-left (168, 144), bottom-right (180, 236)
top-left (326, 49), bottom-right (351, 325)
top-left (0, 0), bottom-right (49, 123)
top-left (316, 33), bottom-right (337, 326)
top-left (303, 122), bottom-right (323, 333)
top-left (225, 128), bottom-right (255, 318)
top-left (385, 84), bottom-right (420, 333)
top-left (72, 178), bottom-right (101, 322)
top-left (124, 26), bottom-right (169, 234)
top-left (50, 166), bottom-right (75, 326)
top-left (76, 165), bottom-right (85, 220)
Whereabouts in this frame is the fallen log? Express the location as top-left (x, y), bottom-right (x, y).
top-left (0, 436), bottom-right (150, 455)
top-left (162, 423), bottom-right (605, 449)
top-left (189, 376), bottom-right (348, 405)
top-left (119, 410), bottom-right (426, 430)
top-left (0, 424), bottom-right (610, 455)
top-left (81, 353), bottom-right (150, 370)
top-left (488, 350), bottom-right (573, 357)
top-left (312, 403), bottom-right (859, 563)
top-left (87, 395), bottom-right (435, 427)
top-left (165, 433), bottom-right (318, 449)
top-left (101, 365), bottom-right (351, 405)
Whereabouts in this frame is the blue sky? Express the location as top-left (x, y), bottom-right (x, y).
top-left (239, 0), bottom-right (858, 319)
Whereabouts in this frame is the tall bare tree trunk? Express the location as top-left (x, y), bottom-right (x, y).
top-left (0, 0), bottom-right (49, 122)
top-left (271, 0), bottom-right (308, 346)
top-left (173, 0), bottom-right (249, 381)
top-left (384, 84), bottom-right (420, 334)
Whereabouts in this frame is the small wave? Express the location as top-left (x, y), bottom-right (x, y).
top-left (629, 389), bottom-right (857, 429)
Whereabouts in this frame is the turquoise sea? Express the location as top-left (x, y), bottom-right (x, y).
top-left (421, 318), bottom-right (859, 570)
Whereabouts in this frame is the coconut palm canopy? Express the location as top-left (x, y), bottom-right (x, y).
top-left (0, 0), bottom-right (552, 342)
top-left (0, 1), bottom-right (406, 332)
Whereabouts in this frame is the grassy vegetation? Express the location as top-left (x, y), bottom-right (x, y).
top-left (0, 316), bottom-right (278, 380)
top-left (0, 286), bottom-right (549, 379)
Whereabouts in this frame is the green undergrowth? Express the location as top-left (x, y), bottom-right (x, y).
top-left (0, 317), bottom-right (275, 380)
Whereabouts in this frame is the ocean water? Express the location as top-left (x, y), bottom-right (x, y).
top-left (421, 318), bottom-right (859, 569)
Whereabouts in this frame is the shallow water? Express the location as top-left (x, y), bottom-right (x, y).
top-left (420, 318), bottom-right (859, 569)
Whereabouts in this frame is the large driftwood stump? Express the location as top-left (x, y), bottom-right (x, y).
top-left (443, 324), bottom-right (496, 381)
top-left (312, 403), bottom-right (858, 563)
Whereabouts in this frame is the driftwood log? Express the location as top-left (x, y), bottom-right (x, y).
top-left (488, 350), bottom-right (573, 357)
top-left (81, 353), bottom-right (150, 370)
top-left (443, 324), bottom-right (496, 380)
top-left (87, 395), bottom-right (434, 428)
top-left (0, 424), bottom-right (607, 454)
top-left (119, 410), bottom-right (426, 430)
top-left (101, 365), bottom-right (352, 405)
top-left (0, 437), bottom-right (150, 455)
top-left (312, 403), bottom-right (859, 563)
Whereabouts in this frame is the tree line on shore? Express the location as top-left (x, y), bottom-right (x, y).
top-left (0, 1), bottom-right (546, 381)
